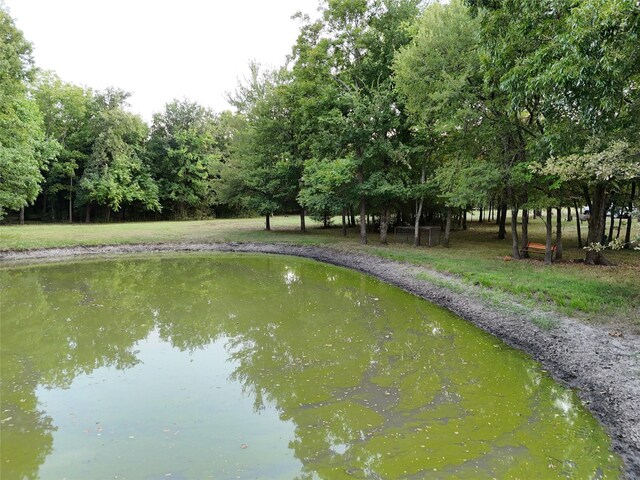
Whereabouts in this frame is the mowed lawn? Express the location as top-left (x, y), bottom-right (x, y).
top-left (2, 215), bottom-right (639, 330)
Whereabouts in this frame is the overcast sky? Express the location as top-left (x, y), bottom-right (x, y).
top-left (5, 0), bottom-right (320, 120)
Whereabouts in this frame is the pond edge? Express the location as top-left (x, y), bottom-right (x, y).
top-left (2, 241), bottom-right (638, 478)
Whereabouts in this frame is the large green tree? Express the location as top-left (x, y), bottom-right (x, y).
top-left (33, 72), bottom-right (95, 222)
top-left (541, 0), bottom-right (639, 264)
top-left (217, 66), bottom-right (302, 230)
top-left (395, 0), bottom-right (497, 247)
top-left (292, 0), bottom-right (420, 243)
top-left (0, 7), bottom-right (56, 221)
top-left (79, 89), bottom-right (160, 221)
top-left (483, 0), bottom-right (640, 264)
top-left (147, 99), bottom-right (229, 218)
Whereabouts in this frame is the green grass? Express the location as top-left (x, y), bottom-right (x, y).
top-left (0, 217), bottom-right (333, 250)
top-left (363, 222), bottom-right (639, 329)
top-left (2, 215), bottom-right (639, 331)
top-left (414, 271), bottom-right (560, 330)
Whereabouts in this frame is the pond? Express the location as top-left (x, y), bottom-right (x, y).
top-left (1, 253), bottom-right (622, 479)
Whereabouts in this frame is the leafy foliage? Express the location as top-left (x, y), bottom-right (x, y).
top-left (79, 91), bottom-right (160, 214)
top-left (148, 99), bottom-right (229, 217)
top-left (2, 0), bottom-right (638, 265)
top-left (0, 8), bottom-right (57, 218)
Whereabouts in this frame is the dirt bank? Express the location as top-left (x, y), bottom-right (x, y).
top-left (2, 242), bottom-right (639, 477)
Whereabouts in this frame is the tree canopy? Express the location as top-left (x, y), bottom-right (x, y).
top-left (0, 8), bottom-right (56, 219)
top-left (2, 1), bottom-right (638, 261)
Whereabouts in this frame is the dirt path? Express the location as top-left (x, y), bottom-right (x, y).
top-left (2, 242), bottom-right (639, 477)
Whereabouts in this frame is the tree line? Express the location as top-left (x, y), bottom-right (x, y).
top-left (1, 1), bottom-right (638, 264)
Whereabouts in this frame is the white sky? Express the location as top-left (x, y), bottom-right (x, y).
top-left (5, 0), bottom-right (320, 121)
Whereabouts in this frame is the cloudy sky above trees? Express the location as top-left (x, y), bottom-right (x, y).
top-left (5, 0), bottom-right (319, 120)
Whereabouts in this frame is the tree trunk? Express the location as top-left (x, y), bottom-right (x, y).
top-left (544, 207), bottom-right (553, 265)
top-left (265, 214), bottom-right (271, 231)
top-left (414, 198), bottom-right (423, 247)
top-left (521, 208), bottom-right (529, 258)
top-left (608, 203), bottom-right (615, 243)
top-left (379, 207), bottom-right (389, 245)
top-left (357, 166), bottom-right (367, 245)
top-left (443, 207), bottom-right (452, 247)
top-left (359, 197), bottom-right (367, 244)
top-left (567, 206), bottom-right (572, 222)
top-left (106, 206), bottom-right (111, 223)
top-left (498, 202), bottom-right (507, 239)
top-left (69, 176), bottom-right (73, 224)
top-left (323, 213), bottom-right (329, 229)
top-left (177, 202), bottom-right (186, 220)
top-left (574, 200), bottom-right (583, 248)
top-left (555, 207), bottom-right (563, 260)
top-left (41, 188), bottom-right (47, 219)
top-left (341, 208), bottom-right (347, 237)
top-left (462, 208), bottom-right (467, 230)
top-left (350, 209), bottom-right (356, 227)
top-left (479, 206), bottom-right (484, 223)
top-left (624, 181), bottom-right (636, 248)
top-left (414, 165), bottom-right (426, 247)
top-left (85, 203), bottom-right (91, 223)
top-left (585, 184), bottom-right (611, 265)
top-left (616, 216), bottom-right (622, 239)
top-left (300, 208), bottom-right (306, 233)
top-left (19, 206), bottom-right (25, 225)
top-left (511, 207), bottom-right (521, 259)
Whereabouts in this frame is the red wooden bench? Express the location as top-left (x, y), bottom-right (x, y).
top-left (521, 242), bottom-right (557, 258)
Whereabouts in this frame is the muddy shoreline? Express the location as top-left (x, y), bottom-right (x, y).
top-left (2, 242), bottom-right (639, 477)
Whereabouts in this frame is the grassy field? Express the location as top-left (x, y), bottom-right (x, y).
top-left (2, 215), bottom-right (639, 331)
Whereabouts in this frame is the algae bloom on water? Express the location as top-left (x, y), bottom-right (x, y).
top-left (0, 253), bottom-right (622, 479)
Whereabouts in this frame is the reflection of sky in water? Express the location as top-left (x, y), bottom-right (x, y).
top-left (35, 330), bottom-right (302, 479)
top-left (283, 268), bottom-right (299, 285)
top-left (554, 390), bottom-right (577, 426)
top-left (283, 267), bottom-right (300, 295)
top-left (331, 442), bottom-right (349, 455)
top-left (555, 395), bottom-right (573, 414)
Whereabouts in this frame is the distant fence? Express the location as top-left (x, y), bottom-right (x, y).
top-left (393, 226), bottom-right (441, 246)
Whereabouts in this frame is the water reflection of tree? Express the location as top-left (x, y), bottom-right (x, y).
top-left (1, 259), bottom-right (158, 479)
top-left (215, 262), bottom-right (621, 479)
top-left (1, 254), bottom-right (271, 478)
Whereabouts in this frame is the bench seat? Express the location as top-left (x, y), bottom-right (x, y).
top-left (521, 242), bottom-right (556, 258)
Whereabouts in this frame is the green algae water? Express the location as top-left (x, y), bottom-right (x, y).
top-left (0, 253), bottom-right (622, 479)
